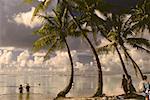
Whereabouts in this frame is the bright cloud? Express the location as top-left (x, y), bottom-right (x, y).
top-left (13, 7), bottom-right (43, 28)
top-left (0, 46), bottom-right (149, 74)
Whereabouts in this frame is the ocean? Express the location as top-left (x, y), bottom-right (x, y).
top-left (0, 72), bottom-right (149, 100)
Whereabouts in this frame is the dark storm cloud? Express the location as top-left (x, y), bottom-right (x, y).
top-left (0, 0), bottom-right (58, 48)
top-left (0, 0), bottom-right (89, 49)
top-left (0, 0), bottom-right (145, 50)
top-left (0, 0), bottom-right (38, 48)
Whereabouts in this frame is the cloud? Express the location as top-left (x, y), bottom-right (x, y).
top-left (13, 7), bottom-right (43, 28)
top-left (0, 46), bottom-right (149, 75)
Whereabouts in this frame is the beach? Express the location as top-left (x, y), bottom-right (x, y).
top-left (0, 94), bottom-right (145, 100)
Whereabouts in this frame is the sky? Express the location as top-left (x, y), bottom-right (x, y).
top-left (0, 0), bottom-right (60, 48)
top-left (0, 0), bottom-right (149, 74)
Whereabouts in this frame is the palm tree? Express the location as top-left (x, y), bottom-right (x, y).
top-left (32, 2), bottom-right (79, 98)
top-left (96, 11), bottom-right (150, 81)
top-left (31, 0), bottom-right (104, 96)
top-left (64, 0), bottom-right (104, 96)
top-left (26, 0), bottom-right (102, 97)
top-left (131, 0), bottom-right (150, 33)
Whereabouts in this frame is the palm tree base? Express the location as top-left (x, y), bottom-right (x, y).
top-left (54, 91), bottom-right (66, 100)
top-left (93, 91), bottom-right (103, 97)
top-left (56, 91), bottom-right (66, 97)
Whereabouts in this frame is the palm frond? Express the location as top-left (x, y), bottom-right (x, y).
top-left (132, 44), bottom-right (150, 54)
top-left (107, 31), bottom-right (118, 41)
top-left (24, 0), bottom-right (35, 3)
top-left (33, 34), bottom-right (57, 52)
top-left (33, 24), bottom-right (53, 36)
top-left (31, 0), bottom-right (52, 21)
top-left (43, 39), bottom-right (60, 60)
top-left (127, 38), bottom-right (150, 49)
top-left (96, 42), bottom-right (115, 54)
top-left (37, 14), bottom-right (56, 26)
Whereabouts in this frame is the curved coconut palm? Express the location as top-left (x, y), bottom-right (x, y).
top-left (35, 0), bottom-right (104, 96)
top-left (64, 0), bottom-right (104, 96)
top-left (32, 2), bottom-right (80, 98)
top-left (95, 10), bottom-right (150, 81)
top-left (27, 0), bottom-right (103, 97)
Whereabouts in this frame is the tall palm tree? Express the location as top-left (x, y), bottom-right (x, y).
top-left (32, 1), bottom-right (79, 98)
top-left (26, 0), bottom-right (103, 97)
top-left (96, 11), bottom-right (150, 81)
top-left (32, 0), bottom-right (104, 96)
top-left (64, 0), bottom-right (104, 96)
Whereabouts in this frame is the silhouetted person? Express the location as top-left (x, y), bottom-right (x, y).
top-left (128, 75), bottom-right (136, 94)
top-left (121, 74), bottom-right (128, 94)
top-left (19, 85), bottom-right (23, 94)
top-left (139, 75), bottom-right (150, 100)
top-left (26, 83), bottom-right (30, 93)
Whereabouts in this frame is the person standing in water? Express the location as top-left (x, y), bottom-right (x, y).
top-left (26, 83), bottom-right (30, 93)
top-left (19, 84), bottom-right (23, 93)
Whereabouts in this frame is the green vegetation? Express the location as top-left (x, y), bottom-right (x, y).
top-left (27, 0), bottom-right (150, 99)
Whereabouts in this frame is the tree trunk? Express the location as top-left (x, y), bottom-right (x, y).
top-left (55, 38), bottom-right (74, 98)
top-left (115, 46), bottom-right (130, 78)
top-left (67, 5), bottom-right (103, 97)
top-left (123, 49), bottom-right (144, 80)
top-left (115, 46), bottom-right (137, 93)
top-left (83, 34), bottom-right (103, 97)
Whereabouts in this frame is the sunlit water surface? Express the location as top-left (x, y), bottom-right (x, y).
top-left (0, 72), bottom-right (149, 100)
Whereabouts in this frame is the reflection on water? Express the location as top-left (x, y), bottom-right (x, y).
top-left (0, 73), bottom-right (149, 99)
top-left (18, 94), bottom-right (23, 100)
top-left (26, 93), bottom-right (30, 100)
top-left (18, 93), bottom-right (29, 100)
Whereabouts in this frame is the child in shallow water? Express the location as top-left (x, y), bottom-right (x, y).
top-left (26, 83), bottom-right (30, 93)
top-left (19, 85), bottom-right (23, 93)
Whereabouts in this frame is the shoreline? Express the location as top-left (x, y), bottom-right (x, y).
top-left (56, 94), bottom-right (145, 100)
top-left (0, 93), bottom-right (145, 100)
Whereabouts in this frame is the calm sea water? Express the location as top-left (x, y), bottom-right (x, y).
top-left (0, 72), bottom-right (149, 100)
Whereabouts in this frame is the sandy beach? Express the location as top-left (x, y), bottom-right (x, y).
top-left (0, 93), bottom-right (145, 100)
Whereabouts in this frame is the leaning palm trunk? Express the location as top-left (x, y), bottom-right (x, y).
top-left (56, 38), bottom-right (74, 98)
top-left (123, 49), bottom-right (144, 80)
top-left (115, 45), bottom-right (136, 92)
top-left (115, 45), bottom-right (130, 78)
top-left (66, 2), bottom-right (103, 96)
top-left (67, 9), bottom-right (103, 97)
top-left (83, 34), bottom-right (103, 97)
